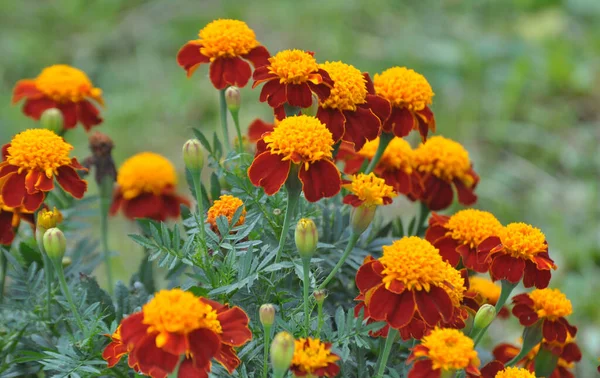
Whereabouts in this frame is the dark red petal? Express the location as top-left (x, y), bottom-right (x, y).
top-left (426, 178), bottom-right (454, 211)
top-left (0, 210), bottom-right (15, 245)
top-left (433, 236), bottom-right (461, 267)
top-left (176, 41), bottom-right (209, 76)
top-left (23, 98), bottom-right (57, 119)
top-left (57, 102), bottom-right (78, 130)
top-left (562, 342), bottom-right (582, 363)
top-left (454, 179), bottom-right (477, 206)
top-left (123, 193), bottom-right (163, 220)
top-left (477, 236), bottom-right (502, 254)
top-left (78, 100), bottom-right (103, 131)
top-left (56, 165), bottom-right (87, 199)
top-left (490, 254), bottom-right (525, 283)
top-left (363, 73), bottom-right (375, 94)
top-left (458, 244), bottom-right (489, 273)
top-left (244, 45), bottom-right (270, 68)
top-left (385, 107), bottom-right (414, 138)
top-left (387, 291), bottom-right (416, 328)
top-left (247, 119), bottom-right (274, 143)
top-left (424, 223), bottom-right (447, 243)
top-left (418, 106), bottom-right (436, 133)
top-left (408, 359), bottom-right (439, 378)
top-left (214, 345), bottom-right (240, 373)
top-left (35, 172), bottom-right (54, 192)
top-left (367, 285), bottom-right (400, 321)
top-left (177, 358), bottom-right (210, 378)
top-left (110, 190), bottom-right (123, 216)
top-left (342, 107), bottom-right (381, 151)
top-left (343, 194), bottom-right (364, 207)
top-left (307, 81), bottom-right (331, 101)
top-left (247, 152), bottom-right (290, 196)
top-left (480, 360), bottom-right (505, 378)
top-left (1, 172), bottom-right (26, 208)
top-left (135, 335), bottom-right (179, 376)
top-left (23, 191), bottom-right (45, 212)
top-left (298, 159), bottom-right (341, 202)
top-left (523, 260), bottom-right (551, 289)
top-left (24, 170), bottom-right (41, 194)
top-left (355, 261), bottom-right (383, 293)
top-left (381, 169), bottom-right (411, 195)
top-left (512, 304), bottom-right (538, 326)
top-left (316, 107), bottom-right (346, 142)
top-left (12, 80), bottom-right (42, 104)
top-left (222, 57), bottom-right (252, 88)
top-left (264, 81), bottom-right (287, 108)
top-left (119, 312), bottom-right (148, 346)
top-left (365, 94), bottom-right (391, 123)
top-left (285, 83), bottom-right (313, 108)
top-left (217, 306), bottom-right (252, 346)
top-left (1, 147), bottom-right (10, 162)
top-left (187, 328), bottom-right (221, 370)
top-left (415, 286), bottom-right (453, 325)
top-left (209, 58), bottom-right (228, 90)
top-left (252, 66), bottom-right (277, 83)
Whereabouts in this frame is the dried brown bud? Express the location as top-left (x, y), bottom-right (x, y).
top-left (83, 131), bottom-right (117, 186)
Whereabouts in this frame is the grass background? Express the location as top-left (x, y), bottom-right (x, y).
top-left (0, 0), bottom-right (598, 374)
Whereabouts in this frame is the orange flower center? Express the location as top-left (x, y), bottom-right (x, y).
top-left (343, 173), bottom-right (395, 207)
top-left (318, 61), bottom-right (367, 111)
top-left (359, 137), bottom-right (414, 174)
top-left (37, 207), bottom-right (63, 230)
top-left (198, 19), bottom-right (259, 60)
top-left (117, 152), bottom-right (177, 200)
top-left (35, 64), bottom-right (101, 103)
top-left (207, 194), bottom-right (246, 227)
top-left (268, 49), bottom-right (319, 85)
top-left (7, 129), bottom-right (73, 178)
top-left (292, 338), bottom-right (339, 374)
top-left (528, 288), bottom-right (572, 320)
top-left (494, 367), bottom-right (536, 378)
top-left (142, 289), bottom-right (222, 348)
top-left (413, 136), bottom-right (474, 185)
top-left (373, 67), bottom-right (434, 111)
top-left (445, 209), bottom-right (503, 248)
top-left (416, 327), bottom-right (479, 371)
top-left (468, 276), bottom-right (501, 304)
top-left (263, 115), bottom-right (334, 170)
top-left (499, 223), bottom-right (547, 259)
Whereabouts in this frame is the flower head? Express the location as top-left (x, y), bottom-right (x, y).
top-left (207, 194), bottom-right (246, 229)
top-left (12, 65), bottom-right (103, 131)
top-left (248, 115), bottom-right (341, 202)
top-left (290, 338), bottom-right (340, 377)
top-left (494, 367), bottom-right (536, 378)
top-left (0, 129), bottom-right (87, 211)
top-left (37, 207), bottom-right (63, 230)
top-left (177, 19), bottom-right (270, 89)
top-left (343, 173), bottom-right (396, 207)
top-left (110, 152), bottom-right (189, 221)
top-left (373, 67), bottom-right (436, 140)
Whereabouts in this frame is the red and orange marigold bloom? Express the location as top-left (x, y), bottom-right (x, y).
top-left (411, 136), bottom-right (479, 211)
top-left (478, 223), bottom-right (556, 288)
top-left (248, 115), bottom-right (341, 202)
top-left (12, 65), bottom-right (103, 131)
top-left (342, 172), bottom-right (395, 208)
top-left (119, 289), bottom-right (252, 378)
top-left (492, 367), bottom-right (536, 378)
top-left (253, 50), bottom-right (334, 119)
top-left (177, 19), bottom-right (270, 89)
top-left (354, 237), bottom-right (465, 340)
top-left (426, 210), bottom-right (503, 272)
top-left (110, 152), bottom-right (189, 221)
top-left (315, 62), bottom-right (390, 150)
top-left (512, 288), bottom-right (576, 343)
top-left (0, 129), bottom-right (87, 212)
top-left (408, 327), bottom-right (480, 378)
top-left (290, 338), bottom-right (340, 377)
top-left (373, 67), bottom-right (435, 141)
top-left (467, 276), bottom-right (510, 318)
top-left (0, 195), bottom-right (34, 246)
top-left (207, 194), bottom-right (246, 229)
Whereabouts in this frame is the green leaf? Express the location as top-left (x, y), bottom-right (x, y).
top-left (193, 128), bottom-right (213, 154)
top-left (210, 172), bottom-right (221, 201)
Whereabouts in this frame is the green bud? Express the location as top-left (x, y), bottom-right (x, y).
top-left (259, 304), bottom-right (275, 327)
top-left (301, 93), bottom-right (319, 116)
top-left (270, 331), bottom-right (295, 378)
top-left (182, 139), bottom-right (204, 172)
top-left (313, 289), bottom-right (327, 305)
top-left (62, 256), bottom-right (72, 268)
top-left (295, 218), bottom-right (318, 259)
top-left (40, 108), bottom-right (63, 134)
top-left (473, 304), bottom-right (496, 330)
top-left (349, 205), bottom-right (376, 235)
top-left (225, 86), bottom-right (241, 112)
top-left (43, 228), bottom-right (66, 262)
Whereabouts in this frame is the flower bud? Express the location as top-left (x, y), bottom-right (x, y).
top-left (313, 289), bottom-right (327, 305)
top-left (473, 304), bottom-right (496, 330)
top-left (43, 228), bottom-right (66, 262)
top-left (349, 205), bottom-right (376, 235)
top-left (62, 256), bottom-right (72, 268)
top-left (271, 331), bottom-right (295, 378)
top-left (182, 139), bottom-right (204, 172)
top-left (301, 93), bottom-right (319, 116)
top-left (259, 304), bottom-right (275, 327)
top-left (40, 108), bottom-right (64, 134)
top-left (295, 218), bottom-right (318, 259)
top-left (37, 207), bottom-right (63, 230)
top-left (225, 86), bottom-right (241, 112)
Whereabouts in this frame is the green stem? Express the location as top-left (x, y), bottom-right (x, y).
top-left (364, 132), bottom-right (393, 174)
top-left (0, 248), bottom-right (6, 303)
top-left (414, 201), bottom-right (430, 236)
top-left (42, 253), bottom-right (53, 319)
top-left (191, 170), bottom-right (206, 248)
top-left (53, 260), bottom-right (85, 332)
top-left (318, 231), bottom-right (360, 290)
top-left (99, 177), bottom-right (114, 294)
top-left (317, 301), bottom-right (324, 335)
top-left (270, 176), bottom-right (301, 277)
top-left (375, 328), bottom-right (398, 378)
top-left (219, 89), bottom-right (230, 152)
top-left (302, 257), bottom-right (311, 336)
top-left (262, 324), bottom-right (272, 378)
top-left (231, 110), bottom-right (244, 154)
top-left (473, 280), bottom-right (517, 347)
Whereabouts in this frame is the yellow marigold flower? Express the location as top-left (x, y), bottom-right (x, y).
top-left (206, 194), bottom-right (246, 228)
top-left (290, 338), bottom-right (340, 377)
top-left (499, 223), bottom-right (547, 259)
top-left (198, 19), bottom-right (260, 60)
top-left (528, 288), bottom-right (572, 319)
top-left (446, 210), bottom-right (503, 249)
top-left (343, 173), bottom-right (396, 207)
top-left (494, 367), bottom-right (536, 378)
top-left (37, 207), bottom-right (63, 230)
top-left (319, 61), bottom-right (367, 111)
top-left (268, 50), bottom-right (319, 85)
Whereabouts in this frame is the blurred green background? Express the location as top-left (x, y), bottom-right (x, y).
top-left (1, 0), bottom-right (598, 374)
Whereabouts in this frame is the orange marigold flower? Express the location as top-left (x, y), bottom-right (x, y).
top-left (177, 19), bottom-right (270, 89)
top-left (478, 222), bottom-right (556, 288)
top-left (119, 289), bottom-right (252, 378)
top-left (315, 62), bottom-right (390, 150)
top-left (467, 276), bottom-right (510, 318)
top-left (207, 194), bottom-right (246, 229)
top-left (110, 152), bottom-right (189, 221)
top-left (342, 173), bottom-right (396, 208)
top-left (408, 327), bottom-right (480, 378)
top-left (247, 115), bottom-right (341, 202)
top-left (425, 210), bottom-right (503, 272)
top-left (373, 67), bottom-right (436, 141)
top-left (411, 136), bottom-right (479, 211)
top-left (290, 338), bottom-right (340, 377)
top-left (0, 195), bottom-right (34, 246)
top-left (0, 129), bottom-right (87, 212)
top-left (512, 288), bottom-right (576, 343)
top-left (354, 237), bottom-right (466, 340)
top-left (12, 65), bottom-right (104, 131)
top-left (253, 50), bottom-right (334, 119)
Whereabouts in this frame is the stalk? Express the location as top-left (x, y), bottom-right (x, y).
top-left (473, 280), bottom-right (517, 346)
top-left (364, 132), bottom-right (393, 174)
top-left (52, 259), bottom-right (85, 332)
top-left (0, 249), bottom-right (6, 303)
top-left (230, 110), bottom-right (244, 154)
top-left (99, 176), bottom-right (114, 294)
top-left (302, 258), bottom-right (311, 336)
top-left (219, 89), bottom-right (231, 152)
top-left (262, 324), bottom-right (272, 378)
top-left (191, 171), bottom-right (206, 246)
top-left (375, 328), bottom-right (398, 378)
top-left (318, 231), bottom-right (360, 290)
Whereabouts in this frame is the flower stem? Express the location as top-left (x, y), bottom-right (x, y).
top-left (473, 280), bottom-right (517, 347)
top-left (191, 170), bottom-right (206, 248)
top-left (219, 89), bottom-right (231, 153)
top-left (317, 300), bottom-right (324, 335)
top-left (318, 231), bottom-right (360, 290)
top-left (364, 132), bottom-right (393, 174)
top-left (375, 328), bottom-right (398, 378)
top-left (302, 257), bottom-right (311, 336)
top-left (270, 174), bottom-right (301, 275)
top-left (42, 253), bottom-right (53, 319)
top-left (0, 248), bottom-right (7, 303)
top-left (413, 201), bottom-right (430, 236)
top-left (99, 176), bottom-right (114, 294)
top-left (230, 109), bottom-right (244, 154)
top-left (52, 259), bottom-right (85, 332)
top-left (262, 324), bottom-right (272, 378)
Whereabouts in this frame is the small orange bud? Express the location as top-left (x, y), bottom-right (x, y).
top-left (225, 86), bottom-right (241, 112)
top-left (259, 304), bottom-right (276, 327)
top-left (295, 218), bottom-right (318, 259)
top-left (40, 108), bottom-right (63, 133)
top-left (182, 139), bottom-right (204, 172)
top-left (271, 331), bottom-right (295, 378)
top-left (43, 228), bottom-right (66, 262)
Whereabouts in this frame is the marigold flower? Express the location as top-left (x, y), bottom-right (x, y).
top-left (373, 67), bottom-right (435, 141)
top-left (478, 223), bottom-right (556, 288)
top-left (119, 289), bottom-right (252, 378)
top-left (0, 195), bottom-right (34, 246)
top-left (290, 338), bottom-right (340, 377)
top-left (512, 288), bottom-right (576, 343)
top-left (426, 210), bottom-right (503, 272)
top-left (206, 194), bottom-right (246, 229)
top-left (467, 276), bottom-right (509, 318)
top-left (253, 50), bottom-right (334, 119)
top-left (0, 129), bottom-right (87, 212)
top-left (342, 173), bottom-right (396, 208)
top-left (247, 115), bottom-right (341, 202)
top-left (493, 367), bottom-right (536, 378)
top-left (177, 19), bottom-right (270, 89)
top-left (354, 237), bottom-right (465, 340)
top-left (411, 136), bottom-right (479, 211)
top-left (12, 65), bottom-right (103, 131)
top-left (110, 152), bottom-right (189, 221)
top-left (408, 327), bottom-right (480, 378)
top-left (315, 62), bottom-right (390, 150)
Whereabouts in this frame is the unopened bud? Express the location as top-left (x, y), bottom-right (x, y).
top-left (295, 218), bottom-right (318, 259)
top-left (225, 86), bottom-right (241, 112)
top-left (259, 304), bottom-right (276, 327)
top-left (473, 304), bottom-right (496, 330)
top-left (313, 289), bottom-right (327, 305)
top-left (301, 93), bottom-right (319, 116)
top-left (43, 228), bottom-right (66, 262)
top-left (62, 256), bottom-right (72, 268)
top-left (183, 139), bottom-right (204, 172)
top-left (271, 331), bottom-right (295, 378)
top-left (349, 205), bottom-right (376, 235)
top-left (40, 108), bottom-right (63, 133)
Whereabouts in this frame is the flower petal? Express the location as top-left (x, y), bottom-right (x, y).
top-left (307, 81), bottom-right (331, 101)
top-left (247, 152), bottom-right (290, 196)
top-left (56, 165), bottom-right (87, 199)
top-left (216, 306), bottom-right (252, 346)
top-left (214, 344), bottom-right (241, 373)
top-left (342, 107), bottom-right (381, 151)
top-left (23, 191), bottom-right (45, 212)
top-left (355, 260), bottom-right (383, 293)
top-left (0, 210), bottom-right (16, 245)
top-left (122, 193), bottom-right (162, 220)
top-left (247, 119), bottom-right (274, 143)
top-left (187, 328), bottom-right (221, 371)
top-left (385, 107), bottom-right (414, 137)
top-left (12, 80), bottom-right (42, 104)
top-left (134, 334), bottom-right (179, 377)
top-left (23, 98), bottom-right (57, 119)
top-left (365, 94), bottom-right (391, 123)
top-left (177, 358), bottom-right (210, 378)
top-left (35, 172), bottom-right (54, 192)
top-left (425, 177), bottom-right (454, 211)
top-left (367, 285), bottom-right (400, 322)
top-left (407, 359), bottom-right (438, 378)
top-left (415, 286), bottom-right (453, 325)
top-left (490, 254), bottom-right (525, 283)
top-left (387, 291), bottom-right (416, 328)
top-left (244, 45), bottom-right (270, 68)
top-left (1, 172), bottom-right (26, 208)
top-left (55, 102), bottom-right (78, 130)
top-left (78, 100), bottom-right (103, 131)
top-left (286, 83), bottom-right (313, 108)
top-left (222, 56), bottom-right (252, 88)
top-left (523, 260), bottom-right (551, 289)
top-left (298, 159), bottom-right (341, 202)
top-left (316, 107), bottom-right (346, 142)
top-left (24, 170), bottom-right (41, 194)
top-left (176, 41), bottom-right (209, 77)
top-left (433, 236), bottom-right (461, 267)
top-left (454, 178), bottom-right (477, 206)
